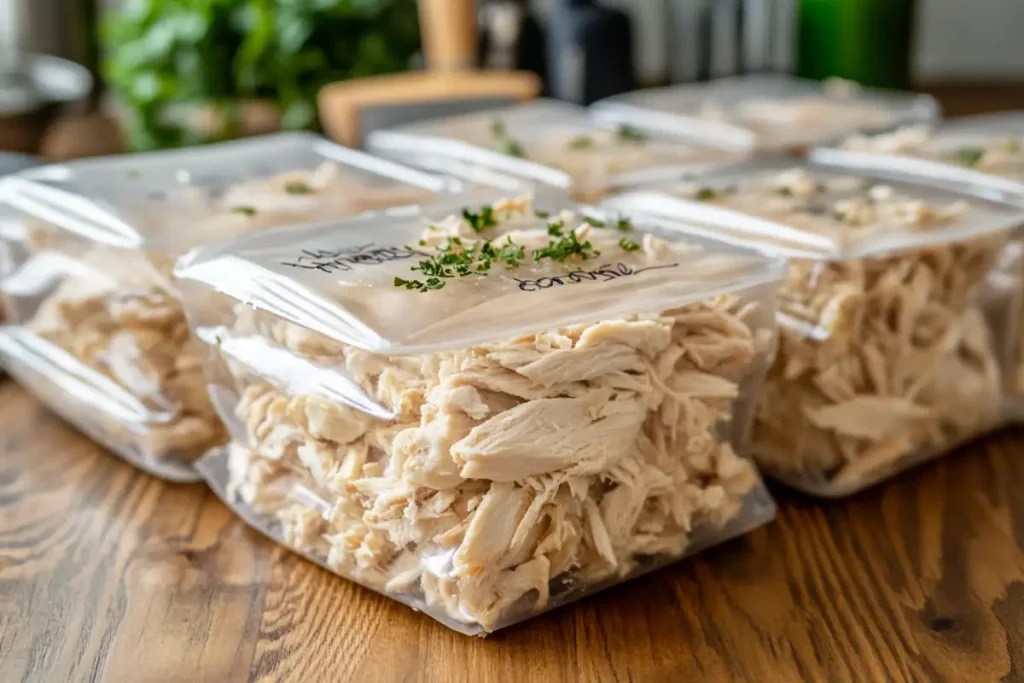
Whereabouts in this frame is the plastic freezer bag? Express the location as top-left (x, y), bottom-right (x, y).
top-left (838, 117), bottom-right (1024, 411)
top-left (591, 75), bottom-right (940, 154)
top-left (174, 194), bottom-right (784, 633)
top-left (366, 99), bottom-right (744, 203)
top-left (840, 112), bottom-right (1024, 187)
top-left (0, 132), bottom-right (455, 481)
top-left (601, 154), bottom-right (1024, 497)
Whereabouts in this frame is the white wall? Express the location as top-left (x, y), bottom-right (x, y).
top-left (532, 0), bottom-right (1024, 84)
top-left (915, 0), bottom-right (1024, 81)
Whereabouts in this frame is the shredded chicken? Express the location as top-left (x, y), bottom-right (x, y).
top-left (213, 200), bottom-right (772, 632)
top-left (841, 126), bottom-right (1024, 409)
top-left (0, 162), bottom-right (438, 468)
top-left (669, 168), bottom-right (1007, 494)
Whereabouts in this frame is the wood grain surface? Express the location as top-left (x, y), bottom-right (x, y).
top-left (3, 377), bottom-right (1024, 683)
top-left (5, 86), bottom-right (1024, 683)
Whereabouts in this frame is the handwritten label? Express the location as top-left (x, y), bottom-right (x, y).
top-left (282, 243), bottom-right (426, 273)
top-left (514, 262), bottom-right (679, 292)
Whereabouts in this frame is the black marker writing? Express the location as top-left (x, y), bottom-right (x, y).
top-left (282, 243), bottom-right (427, 273)
top-left (515, 262), bottom-right (679, 292)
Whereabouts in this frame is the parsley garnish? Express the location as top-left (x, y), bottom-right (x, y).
top-left (773, 186), bottom-right (794, 197)
top-left (616, 217), bottom-right (634, 232)
top-left (462, 205), bottom-right (498, 233)
top-left (534, 209), bottom-right (550, 218)
top-left (533, 229), bottom-right (599, 263)
top-left (616, 124), bottom-right (648, 143)
top-left (497, 137), bottom-right (526, 158)
top-left (285, 181), bottom-right (313, 194)
top-left (619, 237), bottom-right (641, 252)
top-left (547, 221), bottom-right (564, 237)
top-left (568, 135), bottom-right (594, 150)
top-left (481, 235), bottom-right (526, 268)
top-left (696, 187), bottom-right (717, 201)
top-left (397, 234), bottom-right (527, 292)
top-left (231, 206), bottom-right (257, 216)
top-left (583, 216), bottom-right (606, 228)
top-left (953, 146), bottom-right (985, 167)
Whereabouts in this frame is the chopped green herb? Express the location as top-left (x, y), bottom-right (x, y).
top-left (583, 216), bottom-right (606, 228)
top-left (619, 237), bottom-right (641, 252)
top-left (773, 186), bottom-right (794, 197)
top-left (568, 134), bottom-right (594, 150)
top-left (953, 146), bottom-right (985, 167)
top-left (832, 210), bottom-right (847, 222)
top-left (695, 187), bottom-right (717, 201)
top-left (616, 217), bottom-right (634, 232)
top-left (485, 236), bottom-right (526, 268)
top-left (231, 206), bottom-right (257, 216)
top-left (533, 229), bottom-right (599, 262)
top-left (496, 137), bottom-right (526, 158)
top-left (462, 205), bottom-right (498, 233)
top-left (616, 124), bottom-right (648, 143)
top-left (214, 335), bottom-right (224, 347)
top-left (534, 209), bottom-right (550, 218)
top-left (285, 181), bottom-right (313, 194)
top-left (398, 234), bottom-right (526, 292)
top-left (418, 239), bottom-right (427, 246)
top-left (547, 222), bottom-right (564, 237)
top-left (490, 117), bottom-right (506, 139)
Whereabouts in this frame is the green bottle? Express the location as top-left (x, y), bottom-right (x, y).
top-left (797, 0), bottom-right (917, 90)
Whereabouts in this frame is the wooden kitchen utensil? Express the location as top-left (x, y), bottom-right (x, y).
top-left (317, 0), bottom-right (541, 148)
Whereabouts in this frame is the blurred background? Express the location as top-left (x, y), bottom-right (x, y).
top-left (1, 0), bottom-right (1022, 160)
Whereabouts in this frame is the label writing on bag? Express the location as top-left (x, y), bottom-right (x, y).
top-left (514, 262), bottom-right (680, 292)
top-left (281, 243), bottom-right (427, 273)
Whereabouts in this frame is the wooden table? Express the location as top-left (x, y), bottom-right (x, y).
top-left (6, 84), bottom-right (1024, 683)
top-left (3, 375), bottom-right (1024, 683)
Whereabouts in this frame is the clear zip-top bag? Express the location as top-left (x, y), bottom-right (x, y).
top-left (175, 193), bottom-right (783, 633)
top-left (367, 99), bottom-right (744, 202)
top-left (601, 153), bottom-right (1024, 496)
top-left (591, 75), bottom-right (940, 154)
top-left (0, 132), bottom-right (455, 481)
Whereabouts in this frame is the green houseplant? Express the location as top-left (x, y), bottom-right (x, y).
top-left (103, 0), bottom-right (420, 150)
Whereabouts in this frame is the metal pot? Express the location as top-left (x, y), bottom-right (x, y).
top-left (0, 52), bottom-right (93, 153)
top-left (0, 0), bottom-right (96, 152)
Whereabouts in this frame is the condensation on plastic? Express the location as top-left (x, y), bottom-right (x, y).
top-left (366, 99), bottom-right (745, 203)
top-left (600, 154), bottom-right (1024, 497)
top-left (174, 195), bottom-right (784, 632)
top-left (590, 74), bottom-right (940, 154)
top-left (0, 132), bottom-right (457, 482)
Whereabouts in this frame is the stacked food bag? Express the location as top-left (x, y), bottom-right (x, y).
top-left (171, 194), bottom-right (784, 633)
top-left (367, 99), bottom-right (747, 202)
top-left (601, 153), bottom-right (1024, 496)
top-left (836, 115), bottom-right (1024, 409)
top-left (3, 75), bottom-right (1024, 633)
top-left (0, 132), bottom-right (455, 480)
top-left (590, 74), bottom-right (940, 153)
